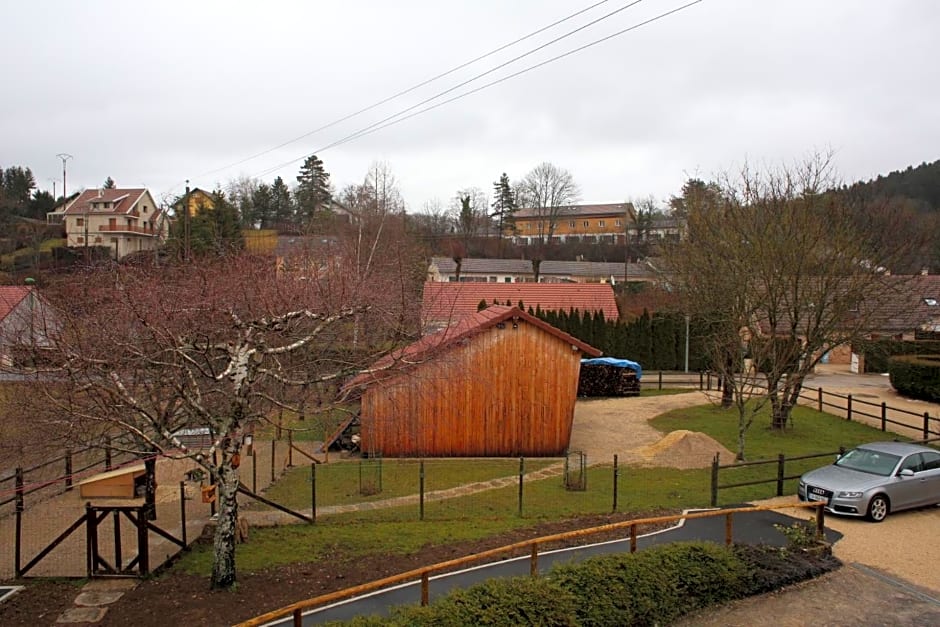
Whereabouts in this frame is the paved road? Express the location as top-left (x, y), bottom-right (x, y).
top-left (271, 508), bottom-right (843, 626)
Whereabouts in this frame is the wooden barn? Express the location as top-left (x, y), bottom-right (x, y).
top-left (345, 305), bottom-right (601, 457)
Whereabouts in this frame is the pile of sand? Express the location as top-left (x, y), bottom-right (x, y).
top-left (635, 430), bottom-right (735, 470)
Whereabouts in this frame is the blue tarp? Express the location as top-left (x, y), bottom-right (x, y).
top-left (580, 357), bottom-right (642, 380)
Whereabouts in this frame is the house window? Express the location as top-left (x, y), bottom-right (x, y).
top-left (77, 236), bottom-right (84, 243)
top-left (583, 221), bottom-right (589, 227)
top-left (598, 220), bottom-right (605, 227)
top-left (76, 218), bottom-right (84, 226)
top-left (504, 277), bottom-right (512, 283)
top-left (615, 219), bottom-right (622, 227)
top-left (489, 276), bottom-right (497, 282)
top-left (568, 221), bottom-right (575, 227)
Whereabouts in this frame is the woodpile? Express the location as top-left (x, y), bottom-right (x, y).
top-left (577, 363), bottom-right (640, 397)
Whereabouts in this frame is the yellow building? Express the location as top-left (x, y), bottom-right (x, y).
top-left (510, 202), bottom-right (681, 245)
top-left (173, 187), bottom-right (215, 217)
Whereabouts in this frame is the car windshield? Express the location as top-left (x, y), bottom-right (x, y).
top-left (835, 448), bottom-right (901, 477)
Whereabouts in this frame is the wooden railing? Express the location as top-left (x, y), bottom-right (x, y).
top-left (235, 502), bottom-right (825, 627)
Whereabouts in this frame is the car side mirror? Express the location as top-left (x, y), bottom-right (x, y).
top-left (899, 468), bottom-right (915, 477)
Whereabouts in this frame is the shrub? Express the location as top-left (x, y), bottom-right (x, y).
top-left (888, 355), bottom-right (940, 402)
top-left (733, 544), bottom-right (840, 597)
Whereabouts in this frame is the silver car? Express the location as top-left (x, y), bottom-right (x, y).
top-left (798, 441), bottom-right (940, 522)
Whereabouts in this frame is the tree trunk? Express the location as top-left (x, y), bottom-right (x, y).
top-left (771, 403), bottom-right (789, 430)
top-left (210, 459), bottom-right (240, 590)
top-left (143, 455), bottom-right (157, 521)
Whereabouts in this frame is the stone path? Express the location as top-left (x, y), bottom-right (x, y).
top-left (55, 579), bottom-right (137, 624)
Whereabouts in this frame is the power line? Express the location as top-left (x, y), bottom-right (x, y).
top-left (256, 0), bottom-right (702, 180)
top-left (192, 0), bottom-right (616, 181)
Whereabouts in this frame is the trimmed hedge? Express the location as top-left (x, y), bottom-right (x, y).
top-left (888, 355), bottom-right (940, 402)
top-left (861, 339), bottom-right (940, 373)
top-left (326, 541), bottom-right (840, 626)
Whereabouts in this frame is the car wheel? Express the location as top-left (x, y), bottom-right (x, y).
top-left (867, 494), bottom-right (890, 522)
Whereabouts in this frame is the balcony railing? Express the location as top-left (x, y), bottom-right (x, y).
top-left (97, 224), bottom-right (156, 235)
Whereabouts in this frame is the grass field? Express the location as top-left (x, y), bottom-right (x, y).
top-left (175, 399), bottom-right (894, 575)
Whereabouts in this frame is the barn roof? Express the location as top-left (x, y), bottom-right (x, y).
top-left (346, 305), bottom-right (601, 390)
top-left (422, 281), bottom-right (620, 325)
top-left (429, 257), bottom-right (652, 281)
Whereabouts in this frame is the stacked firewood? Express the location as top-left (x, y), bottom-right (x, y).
top-left (577, 364), bottom-right (641, 397)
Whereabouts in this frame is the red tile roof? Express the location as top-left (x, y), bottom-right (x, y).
top-left (0, 286), bottom-right (31, 323)
top-left (422, 281), bottom-right (620, 326)
top-left (62, 188), bottom-right (148, 216)
top-left (346, 305), bottom-right (601, 389)
top-left (513, 202), bottom-right (633, 219)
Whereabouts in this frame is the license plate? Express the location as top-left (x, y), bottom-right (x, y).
top-left (808, 492), bottom-right (828, 502)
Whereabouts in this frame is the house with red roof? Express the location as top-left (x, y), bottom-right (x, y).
top-left (422, 281), bottom-right (619, 332)
top-left (0, 285), bottom-right (57, 368)
top-left (50, 188), bottom-right (168, 260)
top-left (345, 305), bottom-right (601, 457)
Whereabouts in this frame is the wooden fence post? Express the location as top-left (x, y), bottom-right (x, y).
top-left (252, 451), bottom-right (257, 493)
top-left (658, 371), bottom-right (663, 390)
top-left (179, 481), bottom-right (187, 547)
top-left (710, 453), bottom-right (720, 507)
top-left (924, 412), bottom-right (930, 441)
top-left (846, 394), bottom-right (852, 421)
top-left (105, 436), bottom-right (112, 471)
top-left (724, 512), bottom-right (733, 546)
top-left (517, 457), bottom-right (524, 517)
top-left (612, 454), bottom-right (619, 513)
top-left (271, 439), bottom-right (276, 483)
top-left (419, 460), bottom-right (426, 521)
top-left (881, 402), bottom-right (887, 431)
top-left (310, 463), bottom-right (316, 524)
top-left (137, 506), bottom-right (149, 576)
top-left (818, 388), bottom-right (823, 412)
top-left (14, 467), bottom-right (24, 578)
top-left (287, 431), bottom-right (293, 468)
top-left (776, 453), bottom-right (785, 496)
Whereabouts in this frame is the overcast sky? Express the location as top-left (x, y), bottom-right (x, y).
top-left (3, 0), bottom-right (939, 212)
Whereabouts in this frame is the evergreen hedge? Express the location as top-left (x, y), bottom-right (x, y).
top-left (888, 355), bottom-right (940, 402)
top-left (329, 541), bottom-right (839, 626)
top-left (526, 306), bottom-right (708, 372)
top-left (860, 339), bottom-right (940, 373)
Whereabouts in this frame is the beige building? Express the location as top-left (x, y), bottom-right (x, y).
top-left (51, 188), bottom-right (169, 259)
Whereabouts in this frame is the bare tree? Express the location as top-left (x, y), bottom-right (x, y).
top-left (516, 162), bottom-right (580, 247)
top-left (449, 187), bottom-right (489, 250)
top-left (665, 153), bottom-right (920, 459)
top-left (23, 248), bottom-right (421, 589)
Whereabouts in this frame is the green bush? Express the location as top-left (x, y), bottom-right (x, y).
top-left (862, 339), bottom-right (940, 373)
top-left (888, 355), bottom-right (940, 402)
top-left (328, 541), bottom-right (838, 626)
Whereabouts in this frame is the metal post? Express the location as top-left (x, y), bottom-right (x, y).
top-left (776, 453), bottom-right (785, 497)
top-left (684, 314), bottom-right (690, 373)
top-left (179, 481), bottom-right (187, 547)
top-left (517, 457), bottom-right (524, 517)
top-left (710, 453), bottom-right (720, 507)
top-left (612, 455), bottom-right (619, 513)
top-left (419, 461), bottom-right (425, 521)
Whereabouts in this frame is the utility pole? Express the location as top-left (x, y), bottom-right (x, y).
top-left (56, 153), bottom-right (73, 199)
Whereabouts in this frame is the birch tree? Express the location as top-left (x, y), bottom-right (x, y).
top-left (26, 249), bottom-right (421, 589)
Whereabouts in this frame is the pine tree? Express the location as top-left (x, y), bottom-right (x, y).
top-left (491, 173), bottom-right (517, 243)
top-left (295, 155), bottom-right (332, 223)
top-left (270, 176), bottom-right (294, 226)
top-left (102, 176), bottom-right (116, 189)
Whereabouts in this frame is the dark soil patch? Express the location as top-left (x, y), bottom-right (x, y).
top-left (0, 510), bottom-right (677, 627)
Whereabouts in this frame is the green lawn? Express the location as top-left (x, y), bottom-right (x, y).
top-left (650, 402), bottom-right (905, 505)
top-left (175, 400), bottom-right (894, 576)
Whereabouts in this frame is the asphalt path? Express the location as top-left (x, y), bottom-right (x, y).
top-left (272, 507), bottom-right (843, 626)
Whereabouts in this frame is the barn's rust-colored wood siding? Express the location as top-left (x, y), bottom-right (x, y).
top-left (360, 319), bottom-right (583, 457)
